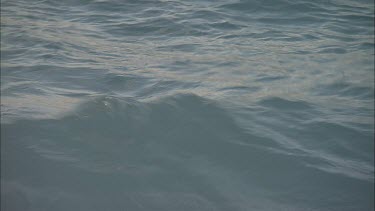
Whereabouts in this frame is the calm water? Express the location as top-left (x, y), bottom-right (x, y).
top-left (1, 0), bottom-right (374, 210)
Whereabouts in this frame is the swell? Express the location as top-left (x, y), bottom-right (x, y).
top-left (1, 0), bottom-right (374, 210)
top-left (2, 94), bottom-right (373, 210)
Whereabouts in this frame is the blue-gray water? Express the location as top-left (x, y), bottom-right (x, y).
top-left (1, 0), bottom-right (374, 210)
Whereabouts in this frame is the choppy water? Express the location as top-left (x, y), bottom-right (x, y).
top-left (1, 0), bottom-right (374, 210)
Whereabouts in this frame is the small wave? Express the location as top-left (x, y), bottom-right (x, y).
top-left (258, 97), bottom-right (313, 111)
top-left (255, 75), bottom-right (288, 82)
top-left (313, 81), bottom-right (374, 99)
top-left (218, 85), bottom-right (261, 93)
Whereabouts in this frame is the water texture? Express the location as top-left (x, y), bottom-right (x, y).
top-left (1, 0), bottom-right (374, 210)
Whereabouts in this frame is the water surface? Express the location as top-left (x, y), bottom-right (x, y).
top-left (1, 0), bottom-right (374, 210)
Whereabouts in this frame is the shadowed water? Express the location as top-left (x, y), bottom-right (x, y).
top-left (1, 0), bottom-right (374, 210)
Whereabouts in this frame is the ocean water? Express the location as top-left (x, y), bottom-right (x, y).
top-left (1, 0), bottom-right (374, 210)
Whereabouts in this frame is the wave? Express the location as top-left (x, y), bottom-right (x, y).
top-left (2, 94), bottom-right (373, 210)
top-left (313, 81), bottom-right (374, 100)
top-left (1, 0), bottom-right (374, 210)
